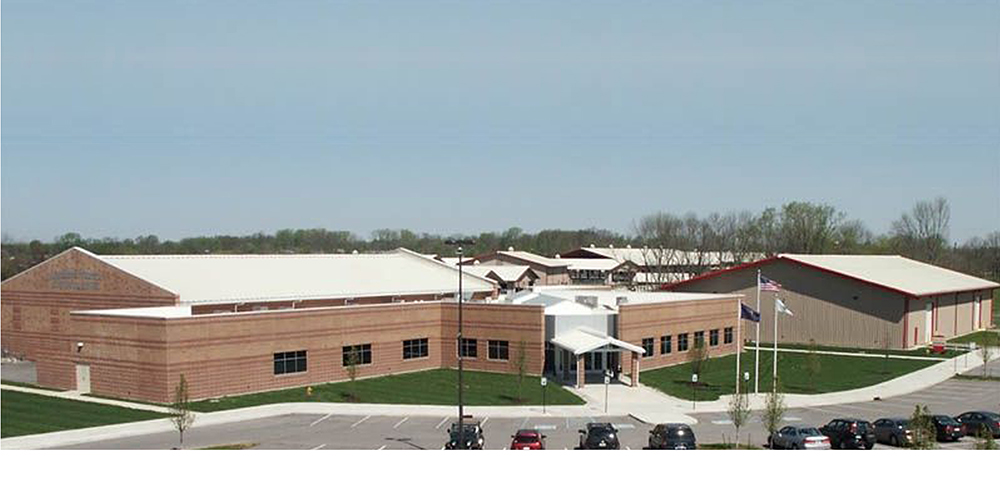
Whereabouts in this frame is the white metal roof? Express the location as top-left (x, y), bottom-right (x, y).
top-left (553, 258), bottom-right (623, 271)
top-left (492, 250), bottom-right (568, 269)
top-left (780, 254), bottom-right (999, 297)
top-left (94, 248), bottom-right (496, 304)
top-left (551, 327), bottom-right (645, 355)
top-left (462, 265), bottom-right (534, 283)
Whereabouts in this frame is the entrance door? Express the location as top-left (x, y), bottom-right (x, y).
top-left (924, 302), bottom-right (933, 344)
top-left (75, 364), bottom-right (91, 393)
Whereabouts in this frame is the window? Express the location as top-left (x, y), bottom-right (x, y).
top-left (678, 333), bottom-right (689, 352)
top-left (724, 327), bottom-right (734, 344)
top-left (660, 335), bottom-right (672, 354)
top-left (342, 344), bottom-right (372, 366)
top-left (488, 340), bottom-right (509, 360)
top-left (274, 350), bottom-right (307, 375)
top-left (403, 338), bottom-right (429, 360)
top-left (642, 338), bottom-right (654, 358)
top-left (710, 329), bottom-right (719, 346)
top-left (459, 338), bottom-right (478, 358)
top-left (694, 331), bottom-right (705, 348)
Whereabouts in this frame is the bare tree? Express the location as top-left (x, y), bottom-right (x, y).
top-left (171, 374), bottom-right (195, 448)
top-left (891, 197), bottom-right (950, 262)
top-left (806, 340), bottom-right (822, 392)
top-left (980, 336), bottom-right (994, 377)
top-left (908, 404), bottom-right (937, 449)
top-left (345, 349), bottom-right (361, 402)
top-left (727, 390), bottom-right (752, 448)
top-left (515, 340), bottom-right (528, 403)
top-left (688, 335), bottom-right (710, 380)
top-left (761, 387), bottom-right (786, 449)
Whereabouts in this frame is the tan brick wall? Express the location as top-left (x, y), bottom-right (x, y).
top-left (618, 296), bottom-right (742, 375)
top-left (439, 302), bottom-right (546, 375)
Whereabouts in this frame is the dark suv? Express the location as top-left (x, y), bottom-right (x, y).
top-left (819, 418), bottom-right (875, 449)
top-left (445, 422), bottom-right (485, 450)
top-left (955, 411), bottom-right (1000, 438)
top-left (648, 424), bottom-right (696, 450)
top-left (578, 423), bottom-right (620, 449)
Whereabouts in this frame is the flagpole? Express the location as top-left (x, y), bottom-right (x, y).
top-left (735, 301), bottom-right (742, 395)
top-left (773, 296), bottom-right (779, 393)
top-left (754, 269), bottom-right (761, 394)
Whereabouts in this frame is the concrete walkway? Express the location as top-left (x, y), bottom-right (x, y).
top-left (3, 347), bottom-right (995, 449)
top-left (0, 384), bottom-right (174, 414)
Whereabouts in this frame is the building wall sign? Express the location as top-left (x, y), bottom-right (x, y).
top-left (49, 270), bottom-right (102, 291)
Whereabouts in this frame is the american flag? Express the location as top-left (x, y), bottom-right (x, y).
top-left (759, 275), bottom-right (782, 292)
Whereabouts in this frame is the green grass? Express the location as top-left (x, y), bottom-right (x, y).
top-left (760, 342), bottom-right (963, 358)
top-left (641, 351), bottom-right (940, 401)
top-left (188, 369), bottom-right (585, 412)
top-left (949, 330), bottom-right (999, 346)
top-left (1, 390), bottom-right (167, 438)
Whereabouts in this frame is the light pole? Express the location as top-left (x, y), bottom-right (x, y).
top-left (446, 238), bottom-right (475, 448)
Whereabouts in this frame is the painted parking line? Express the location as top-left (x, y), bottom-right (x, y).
top-left (350, 415), bottom-right (371, 428)
top-left (520, 417), bottom-right (530, 428)
top-left (614, 423), bottom-right (635, 430)
top-left (625, 446), bottom-right (631, 450)
top-left (782, 416), bottom-right (802, 421)
top-left (377, 445), bottom-right (387, 450)
top-left (393, 417), bottom-right (409, 429)
top-left (480, 416), bottom-right (489, 426)
top-left (436, 417), bottom-right (450, 429)
top-left (311, 444), bottom-right (326, 450)
top-left (711, 420), bottom-right (733, 425)
top-left (309, 413), bottom-right (335, 427)
top-left (534, 424), bottom-right (558, 430)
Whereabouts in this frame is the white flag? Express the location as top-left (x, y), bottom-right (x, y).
top-left (776, 298), bottom-right (794, 316)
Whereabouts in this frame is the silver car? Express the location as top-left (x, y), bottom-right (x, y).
top-left (768, 426), bottom-right (831, 450)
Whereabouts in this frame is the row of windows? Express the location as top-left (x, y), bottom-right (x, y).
top-left (460, 339), bottom-right (510, 360)
top-left (642, 327), bottom-right (734, 358)
top-left (273, 336), bottom-right (519, 375)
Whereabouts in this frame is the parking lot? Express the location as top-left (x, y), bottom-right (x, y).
top-left (53, 363), bottom-right (999, 450)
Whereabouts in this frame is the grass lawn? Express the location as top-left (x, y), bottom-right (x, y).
top-left (189, 369), bottom-right (584, 412)
top-left (761, 342), bottom-right (963, 358)
top-left (640, 351), bottom-right (940, 401)
top-left (200, 442), bottom-right (257, 450)
top-left (1, 390), bottom-right (166, 438)
top-left (949, 330), bottom-right (1000, 346)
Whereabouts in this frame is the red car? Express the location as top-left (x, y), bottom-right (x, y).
top-left (510, 429), bottom-right (546, 450)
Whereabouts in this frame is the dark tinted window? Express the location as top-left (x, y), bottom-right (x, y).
top-left (642, 338), bottom-right (654, 358)
top-left (799, 428), bottom-right (821, 436)
top-left (515, 434), bottom-right (540, 443)
top-left (274, 350), bottom-right (307, 375)
top-left (343, 344), bottom-right (372, 366)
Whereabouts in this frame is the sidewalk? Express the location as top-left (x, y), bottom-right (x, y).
top-left (744, 345), bottom-right (965, 361)
top-left (0, 384), bottom-right (174, 414)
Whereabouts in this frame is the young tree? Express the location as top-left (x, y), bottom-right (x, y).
top-left (975, 426), bottom-right (997, 450)
top-left (688, 337), bottom-right (710, 380)
top-left (514, 340), bottom-right (528, 403)
top-left (345, 349), bottom-right (361, 401)
top-left (761, 386), bottom-right (786, 449)
top-left (171, 374), bottom-right (195, 448)
top-left (980, 336), bottom-right (994, 377)
top-left (908, 404), bottom-right (937, 449)
top-left (727, 390), bottom-right (752, 448)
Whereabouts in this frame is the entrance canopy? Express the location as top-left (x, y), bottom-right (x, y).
top-left (551, 327), bottom-right (646, 356)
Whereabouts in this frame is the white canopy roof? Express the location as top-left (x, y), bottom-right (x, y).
top-left (550, 327), bottom-right (645, 356)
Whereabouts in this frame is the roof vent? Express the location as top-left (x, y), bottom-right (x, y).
top-left (609, 244), bottom-right (614, 248)
top-left (575, 295), bottom-right (599, 308)
top-left (555, 254), bottom-right (561, 259)
top-left (626, 244), bottom-right (631, 249)
top-left (352, 250), bottom-right (359, 254)
top-left (590, 244), bottom-right (596, 248)
top-left (508, 246), bottom-right (514, 252)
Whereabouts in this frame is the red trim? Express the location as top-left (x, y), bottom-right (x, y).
top-left (660, 256), bottom-right (781, 290)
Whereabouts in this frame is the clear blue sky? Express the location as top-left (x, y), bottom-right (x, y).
top-left (2, 0), bottom-right (998, 243)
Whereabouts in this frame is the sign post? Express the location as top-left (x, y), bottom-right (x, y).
top-left (604, 370), bottom-right (611, 414)
top-left (540, 376), bottom-right (547, 414)
top-left (691, 373), bottom-right (699, 410)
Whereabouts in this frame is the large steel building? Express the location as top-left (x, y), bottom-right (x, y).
top-left (1, 247), bottom-right (742, 403)
top-left (664, 254), bottom-right (997, 350)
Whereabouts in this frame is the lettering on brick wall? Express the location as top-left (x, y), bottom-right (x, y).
top-left (49, 270), bottom-right (102, 291)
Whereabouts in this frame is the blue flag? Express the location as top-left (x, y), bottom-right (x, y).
top-left (740, 303), bottom-right (760, 322)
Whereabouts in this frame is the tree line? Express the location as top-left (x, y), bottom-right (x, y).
top-left (2, 198), bottom-right (997, 282)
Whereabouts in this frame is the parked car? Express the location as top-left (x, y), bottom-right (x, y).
top-left (510, 429), bottom-right (546, 450)
top-left (445, 422), bottom-right (485, 450)
top-left (929, 415), bottom-right (964, 442)
top-left (819, 418), bottom-right (876, 449)
top-left (955, 411), bottom-right (1000, 438)
top-left (873, 418), bottom-right (913, 447)
top-left (648, 423), bottom-right (696, 450)
top-left (578, 423), bottom-right (620, 449)
top-left (768, 426), bottom-right (830, 450)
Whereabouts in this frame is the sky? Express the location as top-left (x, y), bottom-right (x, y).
top-left (2, 0), bottom-right (998, 243)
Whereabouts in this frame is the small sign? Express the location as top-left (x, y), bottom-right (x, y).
top-left (970, 342), bottom-right (977, 350)
top-left (604, 376), bottom-right (610, 384)
top-left (692, 374), bottom-right (699, 383)
top-left (540, 377), bottom-right (547, 387)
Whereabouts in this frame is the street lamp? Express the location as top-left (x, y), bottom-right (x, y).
top-left (445, 238), bottom-right (475, 448)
